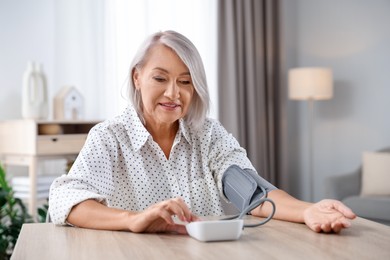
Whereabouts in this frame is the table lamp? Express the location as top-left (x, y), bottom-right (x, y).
top-left (288, 67), bottom-right (333, 201)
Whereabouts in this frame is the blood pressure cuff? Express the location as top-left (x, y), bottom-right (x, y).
top-left (222, 165), bottom-right (275, 213)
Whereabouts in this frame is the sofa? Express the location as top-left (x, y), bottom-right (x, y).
top-left (326, 147), bottom-right (390, 226)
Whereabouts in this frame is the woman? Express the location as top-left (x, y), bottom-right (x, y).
top-left (49, 30), bottom-right (355, 234)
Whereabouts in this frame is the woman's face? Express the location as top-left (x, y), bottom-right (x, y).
top-left (133, 44), bottom-right (194, 128)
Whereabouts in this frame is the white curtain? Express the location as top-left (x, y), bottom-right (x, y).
top-left (53, 0), bottom-right (217, 121)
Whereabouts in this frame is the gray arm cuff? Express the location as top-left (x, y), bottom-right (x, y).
top-left (222, 165), bottom-right (277, 212)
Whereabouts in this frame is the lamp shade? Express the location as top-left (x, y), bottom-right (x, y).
top-left (288, 67), bottom-right (333, 100)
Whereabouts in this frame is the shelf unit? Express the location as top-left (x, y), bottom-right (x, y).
top-left (0, 119), bottom-right (100, 217)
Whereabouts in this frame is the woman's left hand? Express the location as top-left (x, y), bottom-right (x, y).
top-left (303, 199), bottom-right (356, 233)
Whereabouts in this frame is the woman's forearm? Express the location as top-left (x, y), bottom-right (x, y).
top-left (66, 199), bottom-right (134, 231)
top-left (252, 189), bottom-right (312, 223)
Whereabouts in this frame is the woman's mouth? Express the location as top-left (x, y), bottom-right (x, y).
top-left (159, 102), bottom-right (181, 109)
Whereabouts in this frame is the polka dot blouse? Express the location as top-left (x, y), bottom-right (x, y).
top-left (49, 106), bottom-right (276, 225)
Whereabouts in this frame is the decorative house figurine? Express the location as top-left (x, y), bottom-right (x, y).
top-left (53, 86), bottom-right (84, 120)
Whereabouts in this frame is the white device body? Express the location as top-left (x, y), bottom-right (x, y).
top-left (186, 219), bottom-right (244, 242)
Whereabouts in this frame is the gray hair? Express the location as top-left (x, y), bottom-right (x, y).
top-left (128, 30), bottom-right (210, 130)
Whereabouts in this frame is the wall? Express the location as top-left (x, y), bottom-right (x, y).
top-left (281, 0), bottom-right (390, 201)
top-left (0, 0), bottom-right (55, 120)
top-left (0, 0), bottom-right (107, 121)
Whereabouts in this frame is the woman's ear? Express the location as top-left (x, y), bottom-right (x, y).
top-left (132, 68), bottom-right (140, 89)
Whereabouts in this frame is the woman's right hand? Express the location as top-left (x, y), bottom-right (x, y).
top-left (127, 197), bottom-right (199, 234)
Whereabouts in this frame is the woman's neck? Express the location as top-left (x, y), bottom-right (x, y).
top-left (145, 121), bottom-right (179, 159)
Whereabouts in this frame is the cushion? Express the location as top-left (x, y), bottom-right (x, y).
top-left (361, 152), bottom-right (390, 196)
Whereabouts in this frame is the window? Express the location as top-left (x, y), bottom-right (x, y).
top-left (89, 0), bottom-right (218, 120)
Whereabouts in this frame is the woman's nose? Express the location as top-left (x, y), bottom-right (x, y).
top-left (164, 81), bottom-right (180, 99)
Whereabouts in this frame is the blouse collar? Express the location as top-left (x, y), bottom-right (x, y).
top-left (121, 106), bottom-right (193, 152)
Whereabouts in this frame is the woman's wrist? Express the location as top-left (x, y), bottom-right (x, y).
top-left (259, 189), bottom-right (312, 223)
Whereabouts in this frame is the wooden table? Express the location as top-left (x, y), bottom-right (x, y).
top-left (11, 217), bottom-right (390, 259)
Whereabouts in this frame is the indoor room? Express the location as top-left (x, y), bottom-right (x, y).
top-left (1, 0), bottom-right (389, 259)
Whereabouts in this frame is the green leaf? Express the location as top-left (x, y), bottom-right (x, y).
top-left (0, 163), bottom-right (33, 258)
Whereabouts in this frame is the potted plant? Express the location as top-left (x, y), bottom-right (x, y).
top-left (0, 164), bottom-right (33, 259)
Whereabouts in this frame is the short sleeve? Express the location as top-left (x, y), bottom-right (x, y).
top-left (206, 120), bottom-right (277, 201)
top-left (49, 126), bottom-right (118, 225)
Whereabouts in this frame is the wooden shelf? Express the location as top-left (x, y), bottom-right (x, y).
top-left (0, 120), bottom-right (99, 156)
top-left (0, 119), bottom-right (100, 216)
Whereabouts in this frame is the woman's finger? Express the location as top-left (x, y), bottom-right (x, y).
top-left (171, 197), bottom-right (193, 221)
top-left (165, 224), bottom-right (188, 234)
top-left (331, 200), bottom-right (356, 219)
top-left (331, 222), bottom-right (344, 233)
top-left (321, 223), bottom-right (332, 233)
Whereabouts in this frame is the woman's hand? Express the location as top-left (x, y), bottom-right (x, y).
top-left (303, 199), bottom-right (356, 233)
top-left (128, 197), bottom-right (199, 234)
top-left (250, 190), bottom-right (357, 233)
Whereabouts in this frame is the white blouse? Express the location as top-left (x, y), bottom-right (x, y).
top-left (49, 106), bottom-right (276, 224)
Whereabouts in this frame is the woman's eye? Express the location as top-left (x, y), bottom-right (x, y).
top-left (153, 77), bottom-right (166, 82)
top-left (179, 80), bottom-right (191, 85)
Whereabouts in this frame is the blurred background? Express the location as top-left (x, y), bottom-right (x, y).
top-left (1, 0), bottom-right (390, 204)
